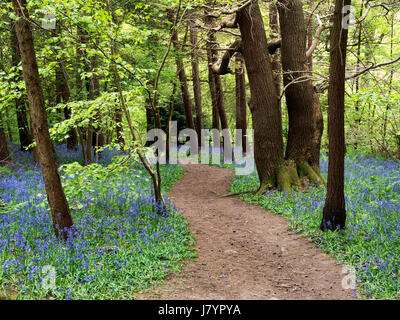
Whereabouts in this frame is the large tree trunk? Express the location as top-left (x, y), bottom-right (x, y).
top-left (320, 0), bottom-right (351, 231)
top-left (278, 0), bottom-right (324, 185)
top-left (237, 1), bottom-right (285, 191)
top-left (11, 23), bottom-right (32, 151)
top-left (0, 113), bottom-right (10, 165)
top-left (190, 22), bottom-right (203, 144)
top-left (12, 0), bottom-right (74, 240)
top-left (235, 52), bottom-right (247, 153)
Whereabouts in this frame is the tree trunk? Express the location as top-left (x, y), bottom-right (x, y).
top-left (190, 22), bottom-right (203, 144)
top-left (269, 1), bottom-right (281, 105)
top-left (353, 1), bottom-right (364, 149)
top-left (91, 51), bottom-right (105, 154)
top-left (397, 134), bottom-right (400, 160)
top-left (170, 17), bottom-right (195, 131)
top-left (0, 113), bottom-right (10, 165)
top-left (307, 0), bottom-right (314, 70)
top-left (204, 15), bottom-right (220, 131)
top-left (235, 52), bottom-right (247, 153)
top-left (320, 0), bottom-right (351, 231)
top-left (12, 0), bottom-right (74, 240)
top-left (55, 25), bottom-right (78, 150)
top-left (278, 0), bottom-right (324, 185)
top-left (11, 23), bottom-right (33, 151)
top-left (213, 74), bottom-right (228, 130)
top-left (237, 1), bottom-right (285, 192)
top-left (166, 82), bottom-right (177, 161)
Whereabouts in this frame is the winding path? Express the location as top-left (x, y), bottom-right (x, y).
top-left (138, 164), bottom-right (355, 300)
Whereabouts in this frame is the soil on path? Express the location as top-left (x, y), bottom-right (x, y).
top-left (137, 164), bottom-right (355, 300)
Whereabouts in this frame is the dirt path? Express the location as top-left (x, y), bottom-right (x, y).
top-left (138, 164), bottom-right (355, 300)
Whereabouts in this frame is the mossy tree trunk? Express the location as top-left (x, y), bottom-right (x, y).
top-left (277, 0), bottom-right (324, 186)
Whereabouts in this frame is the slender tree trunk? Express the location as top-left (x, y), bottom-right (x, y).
top-left (321, 0), bottom-right (351, 231)
top-left (55, 26), bottom-right (77, 150)
top-left (166, 82), bottom-right (177, 161)
top-left (85, 81), bottom-right (94, 164)
top-left (144, 99), bottom-right (153, 148)
top-left (397, 135), bottom-right (400, 160)
top-left (235, 53), bottom-right (247, 153)
top-left (208, 44), bottom-right (219, 130)
top-left (0, 113), bottom-right (10, 165)
top-left (170, 17), bottom-right (195, 130)
top-left (353, 0), bottom-right (364, 149)
top-left (382, 13), bottom-right (394, 154)
top-left (269, 1), bottom-right (281, 107)
top-left (204, 15), bottom-right (220, 131)
top-left (205, 15), bottom-right (230, 148)
top-left (237, 1), bottom-right (285, 191)
top-left (115, 105), bottom-right (124, 144)
top-left (214, 73), bottom-right (229, 132)
top-left (190, 21), bottom-right (203, 144)
top-left (12, 0), bottom-right (74, 240)
top-left (91, 50), bottom-right (104, 154)
top-left (11, 23), bottom-right (32, 151)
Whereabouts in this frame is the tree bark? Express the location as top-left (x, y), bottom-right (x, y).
top-left (307, 0), bottom-right (314, 70)
top-left (204, 15), bottom-right (220, 131)
top-left (190, 22), bottom-right (203, 144)
top-left (55, 25), bottom-right (78, 150)
top-left (12, 0), bottom-right (74, 240)
top-left (91, 51), bottom-right (105, 157)
top-left (278, 0), bottom-right (324, 182)
top-left (214, 72), bottom-right (229, 132)
top-left (321, 0), bottom-right (351, 231)
top-left (0, 113), bottom-right (10, 165)
top-left (11, 23), bottom-right (33, 151)
top-left (235, 52), bottom-right (247, 153)
top-left (269, 1), bottom-right (281, 105)
top-left (237, 1), bottom-right (285, 191)
top-left (170, 16), bottom-right (195, 131)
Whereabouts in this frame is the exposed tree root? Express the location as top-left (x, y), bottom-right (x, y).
top-left (257, 160), bottom-right (324, 196)
top-left (297, 161), bottom-right (325, 185)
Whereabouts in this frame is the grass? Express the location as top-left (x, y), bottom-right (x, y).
top-left (226, 151), bottom-right (400, 299)
top-left (0, 143), bottom-right (195, 300)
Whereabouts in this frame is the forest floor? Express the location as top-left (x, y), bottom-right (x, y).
top-left (136, 164), bottom-right (356, 300)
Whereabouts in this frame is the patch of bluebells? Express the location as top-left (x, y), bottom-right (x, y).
top-left (230, 152), bottom-right (400, 299)
top-left (0, 143), bottom-right (193, 299)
